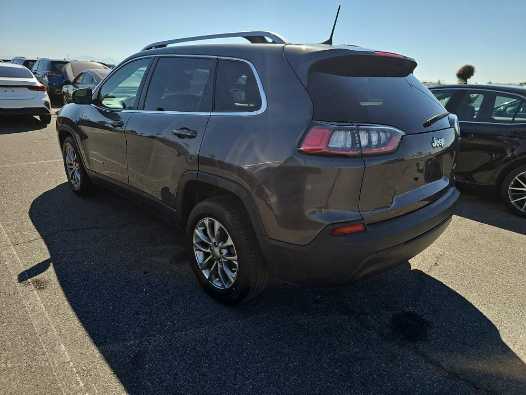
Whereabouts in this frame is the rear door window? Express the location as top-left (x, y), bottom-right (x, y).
top-left (491, 95), bottom-right (522, 122)
top-left (214, 60), bottom-right (262, 113)
top-left (143, 57), bottom-right (214, 112)
top-left (514, 101), bottom-right (526, 122)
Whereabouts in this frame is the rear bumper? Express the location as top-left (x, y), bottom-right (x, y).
top-left (262, 186), bottom-right (460, 284)
top-left (0, 107), bottom-right (50, 116)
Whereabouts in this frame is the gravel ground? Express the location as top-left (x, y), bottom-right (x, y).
top-left (0, 114), bottom-right (525, 394)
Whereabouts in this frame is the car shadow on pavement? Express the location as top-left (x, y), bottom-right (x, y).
top-left (0, 116), bottom-right (47, 134)
top-left (25, 183), bottom-right (526, 393)
top-left (454, 192), bottom-right (526, 235)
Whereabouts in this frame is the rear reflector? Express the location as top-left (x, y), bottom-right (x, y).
top-left (331, 223), bottom-right (366, 236)
top-left (299, 124), bottom-right (404, 156)
top-left (28, 84), bottom-right (47, 91)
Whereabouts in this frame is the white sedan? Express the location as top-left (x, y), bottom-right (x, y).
top-left (0, 62), bottom-right (51, 124)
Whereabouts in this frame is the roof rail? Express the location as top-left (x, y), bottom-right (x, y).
top-left (142, 31), bottom-right (287, 51)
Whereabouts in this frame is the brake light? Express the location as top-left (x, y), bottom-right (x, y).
top-left (331, 223), bottom-right (366, 236)
top-left (374, 51), bottom-right (405, 59)
top-left (28, 84), bottom-right (47, 91)
top-left (299, 125), bottom-right (404, 156)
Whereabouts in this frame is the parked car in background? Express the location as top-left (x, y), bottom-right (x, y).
top-left (430, 84), bottom-right (526, 216)
top-left (100, 62), bottom-right (116, 69)
top-left (62, 68), bottom-right (110, 104)
top-left (32, 58), bottom-right (69, 103)
top-left (57, 31), bottom-right (459, 303)
top-left (63, 61), bottom-right (108, 83)
top-left (10, 57), bottom-right (37, 70)
top-left (0, 63), bottom-right (51, 124)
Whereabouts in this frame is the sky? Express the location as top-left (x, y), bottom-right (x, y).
top-left (1, 0), bottom-right (525, 84)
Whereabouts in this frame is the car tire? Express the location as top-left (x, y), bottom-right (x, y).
top-left (39, 114), bottom-right (51, 125)
top-left (186, 196), bottom-right (268, 304)
top-left (62, 136), bottom-right (92, 196)
top-left (501, 165), bottom-right (526, 217)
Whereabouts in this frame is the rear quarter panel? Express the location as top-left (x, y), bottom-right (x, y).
top-left (199, 48), bottom-right (364, 245)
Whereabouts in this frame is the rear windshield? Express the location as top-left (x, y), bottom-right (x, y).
top-left (0, 66), bottom-right (33, 78)
top-left (49, 61), bottom-right (68, 73)
top-left (308, 59), bottom-right (447, 133)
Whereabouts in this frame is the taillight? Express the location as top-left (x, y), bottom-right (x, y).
top-left (28, 84), bottom-right (47, 91)
top-left (374, 51), bottom-right (405, 59)
top-left (299, 125), bottom-right (404, 156)
top-left (330, 223), bottom-right (366, 236)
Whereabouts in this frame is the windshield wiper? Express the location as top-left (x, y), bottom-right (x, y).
top-left (423, 111), bottom-right (449, 128)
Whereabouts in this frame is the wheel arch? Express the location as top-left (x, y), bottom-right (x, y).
top-left (496, 155), bottom-right (526, 190)
top-left (56, 121), bottom-right (90, 170)
top-left (176, 172), bottom-right (267, 242)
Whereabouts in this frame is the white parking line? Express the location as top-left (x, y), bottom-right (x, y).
top-left (0, 222), bottom-right (89, 394)
top-left (0, 159), bottom-right (62, 169)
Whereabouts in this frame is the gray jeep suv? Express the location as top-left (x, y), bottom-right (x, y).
top-left (56, 31), bottom-right (460, 303)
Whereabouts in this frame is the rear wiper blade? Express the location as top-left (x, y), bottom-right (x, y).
top-left (423, 112), bottom-right (449, 128)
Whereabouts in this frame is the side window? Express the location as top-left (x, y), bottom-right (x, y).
top-left (456, 92), bottom-right (485, 121)
top-left (433, 90), bottom-right (454, 108)
top-left (41, 60), bottom-right (49, 72)
top-left (98, 58), bottom-right (150, 110)
top-left (214, 59), bottom-right (262, 113)
top-left (143, 57), bottom-right (214, 112)
top-left (32, 60), bottom-right (39, 73)
top-left (514, 101), bottom-right (526, 123)
top-left (491, 95), bottom-right (522, 123)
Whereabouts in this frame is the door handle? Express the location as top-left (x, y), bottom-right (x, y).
top-left (171, 127), bottom-right (197, 139)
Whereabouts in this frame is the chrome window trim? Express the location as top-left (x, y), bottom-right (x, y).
top-left (430, 87), bottom-right (526, 126)
top-left (96, 54), bottom-right (267, 116)
top-left (430, 86), bottom-right (526, 99)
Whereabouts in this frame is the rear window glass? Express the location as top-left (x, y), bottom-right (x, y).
top-left (214, 60), bottom-right (262, 112)
top-left (308, 64), bottom-right (446, 133)
top-left (50, 61), bottom-right (68, 73)
top-left (0, 66), bottom-right (33, 78)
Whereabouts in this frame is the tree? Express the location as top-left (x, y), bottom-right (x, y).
top-left (456, 65), bottom-right (475, 84)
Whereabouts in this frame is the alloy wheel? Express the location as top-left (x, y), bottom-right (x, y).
top-left (508, 170), bottom-right (526, 213)
top-left (192, 217), bottom-right (239, 289)
top-left (64, 142), bottom-right (81, 190)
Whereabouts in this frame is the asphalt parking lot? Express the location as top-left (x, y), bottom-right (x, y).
top-left (1, 114), bottom-right (525, 394)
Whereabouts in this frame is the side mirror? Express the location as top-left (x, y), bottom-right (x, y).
top-left (63, 80), bottom-right (72, 85)
top-left (72, 88), bottom-right (93, 105)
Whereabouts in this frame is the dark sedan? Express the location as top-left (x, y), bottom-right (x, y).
top-left (430, 84), bottom-right (526, 216)
top-left (62, 68), bottom-right (110, 104)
